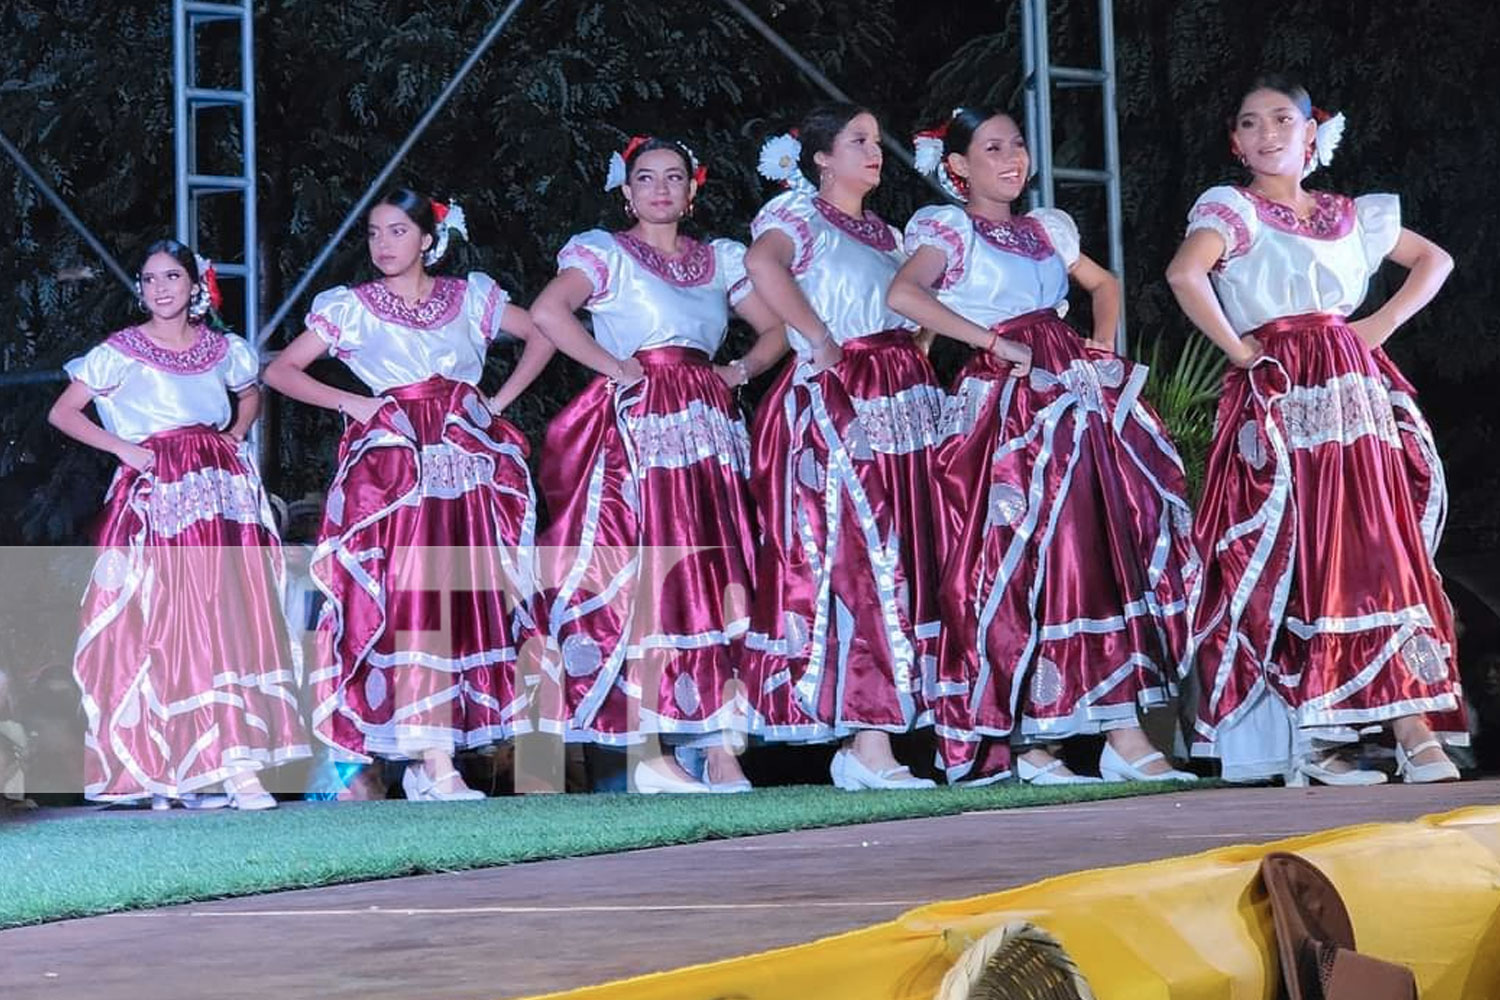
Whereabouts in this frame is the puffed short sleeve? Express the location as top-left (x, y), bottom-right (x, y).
top-left (556, 229), bottom-right (621, 306)
top-left (463, 270), bottom-right (512, 344)
top-left (306, 285), bottom-right (361, 357)
top-left (221, 334), bottom-right (260, 391)
top-left (1354, 193), bottom-right (1401, 270)
top-left (1027, 207), bottom-right (1081, 268)
top-left (1186, 185), bottom-right (1259, 265)
top-left (63, 341), bottom-right (128, 397)
top-left (710, 238), bottom-right (752, 305)
top-left (903, 204), bottom-right (970, 289)
top-left (750, 190), bottom-right (817, 276)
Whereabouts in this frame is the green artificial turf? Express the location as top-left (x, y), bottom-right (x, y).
top-left (0, 779), bottom-right (1205, 929)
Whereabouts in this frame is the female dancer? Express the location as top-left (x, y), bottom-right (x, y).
top-left (50, 240), bottom-right (309, 809)
top-left (1166, 76), bottom-right (1462, 784)
top-left (889, 107), bottom-right (1198, 786)
top-left (264, 189), bottom-right (553, 800)
top-left (531, 136), bottom-right (786, 793)
top-left (741, 104), bottom-right (946, 789)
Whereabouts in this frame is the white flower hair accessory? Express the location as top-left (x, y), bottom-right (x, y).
top-left (604, 135), bottom-right (707, 192)
top-left (1304, 108), bottom-right (1346, 178)
top-left (912, 109), bottom-right (967, 202)
top-left (189, 250), bottom-right (221, 318)
top-left (424, 199), bottom-right (468, 267)
top-left (757, 131), bottom-right (815, 196)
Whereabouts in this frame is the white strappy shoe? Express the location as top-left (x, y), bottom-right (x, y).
top-left (402, 763), bottom-right (486, 801)
top-left (223, 772), bottom-right (278, 811)
top-left (631, 759), bottom-right (712, 794)
top-left (1292, 752), bottom-right (1387, 787)
top-left (830, 749), bottom-right (936, 790)
top-left (673, 746), bottom-right (753, 793)
top-left (1015, 755), bottom-right (1101, 786)
top-left (1395, 739), bottom-right (1460, 784)
top-left (1098, 743), bottom-right (1198, 783)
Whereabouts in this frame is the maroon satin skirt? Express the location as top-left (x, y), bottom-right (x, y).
top-left (310, 376), bottom-right (538, 761)
top-left (1190, 313), bottom-right (1463, 779)
top-left (930, 310), bottom-right (1197, 783)
top-left (535, 347), bottom-right (756, 745)
top-left (741, 330), bottom-right (946, 740)
top-left (74, 425), bottom-right (310, 799)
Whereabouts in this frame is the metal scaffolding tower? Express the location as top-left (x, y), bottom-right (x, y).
top-left (173, 0), bottom-right (259, 349)
top-left (1020, 0), bottom-right (1126, 348)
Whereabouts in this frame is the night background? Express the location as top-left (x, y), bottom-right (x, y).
top-left (2, 1), bottom-right (1498, 757)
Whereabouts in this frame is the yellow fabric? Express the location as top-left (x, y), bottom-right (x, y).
top-left (519, 806), bottom-right (1500, 1000)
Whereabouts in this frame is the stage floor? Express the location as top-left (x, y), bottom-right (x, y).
top-left (5, 779), bottom-right (1498, 999)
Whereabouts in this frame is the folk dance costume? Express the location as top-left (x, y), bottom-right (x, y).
top-left (538, 231), bottom-right (758, 746)
top-left (305, 273), bottom-right (539, 762)
top-left (742, 189), bottom-right (946, 742)
top-left (1185, 185), bottom-right (1464, 780)
top-left (65, 326), bottom-right (310, 800)
top-left (907, 206), bottom-right (1198, 784)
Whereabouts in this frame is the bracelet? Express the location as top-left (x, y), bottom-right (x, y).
top-left (729, 358), bottom-right (751, 385)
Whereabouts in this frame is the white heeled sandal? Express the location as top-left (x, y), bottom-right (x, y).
top-left (672, 746), bottom-right (752, 793)
top-left (1395, 739), bottom-right (1460, 784)
top-left (1015, 755), bottom-right (1101, 786)
top-left (1098, 743), bottom-right (1197, 783)
top-left (223, 772), bottom-right (278, 811)
top-left (1294, 752), bottom-right (1387, 787)
top-left (830, 749), bottom-right (936, 790)
top-left (402, 763), bottom-right (486, 801)
top-left (631, 758), bottom-right (711, 794)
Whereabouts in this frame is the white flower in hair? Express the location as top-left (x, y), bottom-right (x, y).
top-left (424, 199), bottom-right (467, 268)
top-left (442, 202), bottom-right (469, 241)
top-left (604, 151), bottom-right (628, 192)
top-left (1314, 111), bottom-right (1346, 169)
top-left (913, 134), bottom-right (944, 176)
top-left (757, 133), bottom-right (803, 185)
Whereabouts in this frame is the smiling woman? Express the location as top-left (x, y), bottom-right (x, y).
top-left (45, 238), bottom-right (311, 811)
top-left (530, 135), bottom-right (783, 793)
top-left (1167, 74), bottom-right (1463, 787)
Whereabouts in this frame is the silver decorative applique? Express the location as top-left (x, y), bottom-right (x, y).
top-left (1280, 374), bottom-right (1400, 451)
top-left (783, 611), bottom-right (810, 653)
top-left (146, 468), bottom-right (264, 539)
top-left (325, 486), bottom-right (345, 527)
top-left (92, 549), bottom-right (130, 591)
top-left (1400, 634), bottom-right (1448, 685)
top-left (1030, 657), bottom-right (1064, 706)
top-left (988, 482), bottom-right (1028, 529)
top-left (463, 393), bottom-right (493, 429)
top-left (618, 473), bottom-right (639, 511)
top-left (797, 450), bottom-right (825, 491)
top-left (673, 672), bottom-right (702, 715)
top-left (418, 443), bottom-right (494, 500)
top-left (850, 385), bottom-right (945, 455)
top-left (1237, 420), bottom-right (1267, 470)
top-left (363, 667), bottom-right (388, 708)
top-left (626, 400), bottom-right (749, 472)
top-left (561, 634), bottom-right (602, 678)
top-left (1034, 361), bottom-right (1103, 412)
top-left (116, 689), bottom-right (142, 729)
top-left (1171, 504), bottom-right (1193, 536)
top-left (1092, 357), bottom-right (1126, 389)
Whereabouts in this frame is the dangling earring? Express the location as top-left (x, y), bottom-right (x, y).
top-left (133, 280), bottom-right (148, 313)
top-left (1304, 141), bottom-right (1316, 167)
top-left (624, 199), bottom-right (637, 218)
top-left (683, 199), bottom-right (695, 220)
